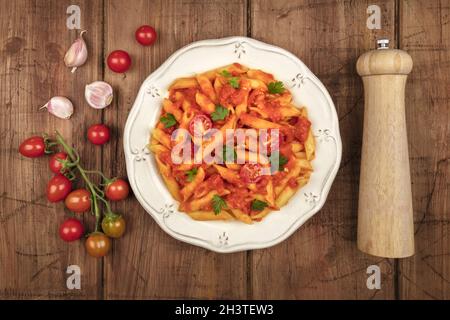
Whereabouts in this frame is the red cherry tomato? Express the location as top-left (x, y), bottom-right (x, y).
top-left (59, 218), bottom-right (84, 242)
top-left (65, 189), bottom-right (91, 213)
top-left (239, 163), bottom-right (262, 184)
top-left (49, 152), bottom-right (68, 174)
top-left (135, 25), bottom-right (157, 46)
top-left (105, 179), bottom-right (130, 201)
top-left (107, 50), bottom-right (131, 73)
top-left (19, 136), bottom-right (45, 158)
top-left (188, 114), bottom-right (212, 137)
top-left (47, 174), bottom-right (72, 202)
top-left (87, 124), bottom-right (110, 145)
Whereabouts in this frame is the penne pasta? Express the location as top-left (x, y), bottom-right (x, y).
top-left (163, 99), bottom-right (183, 121)
top-left (169, 77), bottom-right (198, 90)
top-left (246, 69), bottom-right (274, 84)
top-left (196, 74), bottom-right (217, 103)
top-left (195, 92), bottom-right (215, 114)
top-left (304, 129), bottom-right (315, 161)
top-left (150, 63), bottom-right (314, 223)
top-left (239, 113), bottom-right (282, 129)
top-left (180, 167), bottom-right (206, 201)
top-left (152, 128), bottom-right (171, 149)
top-left (188, 210), bottom-right (234, 221)
top-left (155, 156), bottom-right (181, 201)
top-left (230, 208), bottom-right (253, 224)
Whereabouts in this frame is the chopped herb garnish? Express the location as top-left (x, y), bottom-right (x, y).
top-left (211, 105), bottom-right (229, 121)
top-left (220, 70), bottom-right (232, 77)
top-left (228, 77), bottom-right (240, 89)
top-left (160, 113), bottom-right (177, 128)
top-left (185, 167), bottom-right (198, 182)
top-left (270, 154), bottom-right (288, 172)
top-left (212, 195), bottom-right (227, 215)
top-left (267, 81), bottom-right (285, 94)
top-left (251, 199), bottom-right (268, 211)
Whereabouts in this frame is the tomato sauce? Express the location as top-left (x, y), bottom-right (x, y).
top-left (226, 187), bottom-right (252, 215)
top-left (219, 84), bottom-right (236, 106)
top-left (265, 101), bottom-right (283, 122)
top-left (288, 177), bottom-right (298, 189)
top-left (272, 171), bottom-right (287, 187)
top-left (173, 170), bottom-right (188, 186)
top-left (255, 176), bottom-right (269, 194)
top-left (248, 89), bottom-right (265, 106)
top-left (172, 88), bottom-right (200, 109)
top-left (294, 117), bottom-right (311, 143)
top-left (193, 174), bottom-right (225, 199)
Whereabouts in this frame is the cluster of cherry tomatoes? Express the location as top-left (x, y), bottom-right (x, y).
top-left (19, 126), bottom-right (129, 258)
top-left (106, 25), bottom-right (157, 73)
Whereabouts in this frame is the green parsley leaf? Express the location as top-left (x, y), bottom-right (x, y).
top-left (220, 70), bottom-right (232, 77)
top-left (270, 154), bottom-right (288, 172)
top-left (212, 195), bottom-right (227, 215)
top-left (211, 105), bottom-right (230, 121)
top-left (267, 81), bottom-right (285, 94)
top-left (185, 167), bottom-right (198, 182)
top-left (160, 113), bottom-right (177, 128)
top-left (222, 145), bottom-right (237, 163)
top-left (251, 199), bottom-right (268, 211)
top-left (229, 77), bottom-right (240, 89)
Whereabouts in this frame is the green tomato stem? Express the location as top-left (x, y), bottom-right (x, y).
top-left (55, 131), bottom-right (112, 233)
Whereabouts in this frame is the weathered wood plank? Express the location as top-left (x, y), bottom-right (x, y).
top-left (102, 0), bottom-right (248, 299)
top-left (250, 0), bottom-right (397, 299)
top-left (0, 0), bottom-right (103, 298)
top-left (398, 0), bottom-right (450, 300)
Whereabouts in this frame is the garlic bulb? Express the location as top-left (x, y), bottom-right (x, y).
top-left (85, 81), bottom-right (113, 109)
top-left (64, 30), bottom-right (88, 73)
top-left (40, 97), bottom-right (74, 119)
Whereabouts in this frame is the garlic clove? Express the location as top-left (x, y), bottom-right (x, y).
top-left (64, 30), bottom-right (88, 73)
top-left (85, 81), bottom-right (113, 109)
top-left (40, 96), bottom-right (74, 119)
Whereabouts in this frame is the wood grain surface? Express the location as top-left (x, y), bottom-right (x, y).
top-left (0, 0), bottom-right (448, 300)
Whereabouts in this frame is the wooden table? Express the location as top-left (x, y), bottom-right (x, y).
top-left (0, 0), bottom-right (448, 300)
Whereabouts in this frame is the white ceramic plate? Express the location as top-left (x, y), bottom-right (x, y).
top-left (123, 37), bottom-right (342, 253)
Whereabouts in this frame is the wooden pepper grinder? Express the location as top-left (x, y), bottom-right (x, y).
top-left (356, 39), bottom-right (414, 258)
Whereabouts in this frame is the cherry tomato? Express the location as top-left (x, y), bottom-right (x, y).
top-left (85, 233), bottom-right (111, 258)
top-left (239, 163), bottom-right (262, 184)
top-left (65, 189), bottom-right (91, 213)
top-left (102, 216), bottom-right (126, 238)
top-left (87, 124), bottom-right (110, 145)
top-left (59, 218), bottom-right (84, 242)
top-left (49, 152), bottom-right (68, 174)
top-left (19, 136), bottom-right (45, 158)
top-left (135, 25), bottom-right (157, 46)
top-left (188, 114), bottom-right (212, 137)
top-left (47, 175), bottom-right (72, 202)
top-left (105, 179), bottom-right (130, 201)
top-left (107, 50), bottom-right (131, 73)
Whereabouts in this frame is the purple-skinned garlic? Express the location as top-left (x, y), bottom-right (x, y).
top-left (64, 30), bottom-right (88, 73)
top-left (85, 81), bottom-right (113, 109)
top-left (40, 96), bottom-right (74, 119)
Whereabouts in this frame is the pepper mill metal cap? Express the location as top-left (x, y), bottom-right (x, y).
top-left (377, 38), bottom-right (390, 49)
top-left (356, 39), bottom-right (413, 76)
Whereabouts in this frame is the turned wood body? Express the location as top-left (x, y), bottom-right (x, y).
top-left (356, 46), bottom-right (414, 258)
